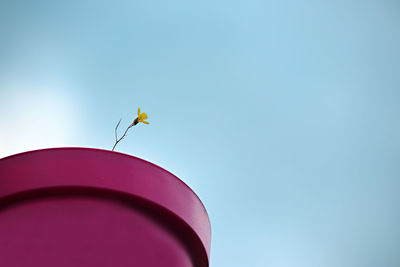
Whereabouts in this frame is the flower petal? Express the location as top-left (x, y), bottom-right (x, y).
top-left (141, 113), bottom-right (148, 120)
top-left (137, 108), bottom-right (141, 116)
top-left (143, 121), bottom-right (149, 124)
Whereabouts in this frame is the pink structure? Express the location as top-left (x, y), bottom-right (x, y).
top-left (0, 148), bottom-right (211, 267)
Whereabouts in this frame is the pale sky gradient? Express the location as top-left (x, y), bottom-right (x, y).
top-left (1, 1), bottom-right (400, 266)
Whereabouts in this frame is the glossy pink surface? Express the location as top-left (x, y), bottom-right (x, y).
top-left (0, 148), bottom-right (211, 267)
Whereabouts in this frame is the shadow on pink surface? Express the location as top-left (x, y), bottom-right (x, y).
top-left (0, 148), bottom-right (211, 267)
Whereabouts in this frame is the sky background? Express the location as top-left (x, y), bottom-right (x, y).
top-left (0, 1), bottom-right (399, 266)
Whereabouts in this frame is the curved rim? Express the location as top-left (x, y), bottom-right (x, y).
top-left (0, 147), bottom-right (211, 264)
top-left (1, 147), bottom-right (210, 217)
top-left (0, 186), bottom-right (208, 267)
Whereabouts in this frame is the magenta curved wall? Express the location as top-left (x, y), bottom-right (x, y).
top-left (0, 148), bottom-right (211, 267)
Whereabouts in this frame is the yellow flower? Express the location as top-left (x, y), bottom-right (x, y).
top-left (137, 108), bottom-right (149, 124)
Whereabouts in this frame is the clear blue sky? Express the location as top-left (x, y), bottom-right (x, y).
top-left (1, 1), bottom-right (399, 266)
